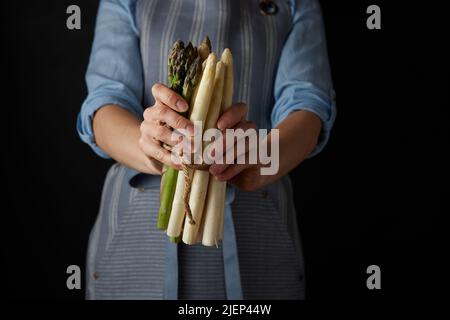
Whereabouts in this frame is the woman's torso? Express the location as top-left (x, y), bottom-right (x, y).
top-left (135, 0), bottom-right (293, 130)
top-left (86, 0), bottom-right (305, 300)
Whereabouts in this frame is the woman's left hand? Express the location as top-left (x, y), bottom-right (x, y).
top-left (208, 103), bottom-right (265, 191)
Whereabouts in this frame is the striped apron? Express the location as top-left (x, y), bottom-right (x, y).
top-left (86, 0), bottom-right (305, 300)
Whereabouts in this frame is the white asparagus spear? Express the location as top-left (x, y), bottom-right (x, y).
top-left (199, 62), bottom-right (226, 246)
top-left (189, 53), bottom-right (217, 123)
top-left (196, 62), bottom-right (226, 245)
top-left (195, 206), bottom-right (206, 243)
top-left (204, 62), bottom-right (225, 130)
top-left (183, 62), bottom-right (225, 242)
top-left (167, 53), bottom-right (217, 239)
top-left (218, 188), bottom-right (225, 240)
top-left (203, 177), bottom-right (226, 245)
top-left (218, 49), bottom-right (234, 241)
top-left (182, 170), bottom-right (210, 244)
top-left (166, 168), bottom-right (193, 237)
top-left (183, 61), bottom-right (225, 244)
top-left (220, 49), bottom-right (234, 112)
top-left (202, 49), bottom-right (234, 246)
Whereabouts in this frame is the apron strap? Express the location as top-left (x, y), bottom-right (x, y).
top-left (163, 240), bottom-right (178, 299)
top-left (163, 185), bottom-right (243, 300)
top-left (222, 185), bottom-right (243, 299)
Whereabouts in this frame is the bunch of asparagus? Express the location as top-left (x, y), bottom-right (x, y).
top-left (157, 37), bottom-right (234, 246)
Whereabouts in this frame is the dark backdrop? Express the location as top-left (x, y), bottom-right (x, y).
top-left (1, 0), bottom-right (448, 299)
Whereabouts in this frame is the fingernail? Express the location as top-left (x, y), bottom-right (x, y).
top-left (176, 100), bottom-right (188, 112)
top-left (217, 120), bottom-right (225, 130)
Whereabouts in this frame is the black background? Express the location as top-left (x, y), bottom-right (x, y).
top-left (1, 0), bottom-right (448, 299)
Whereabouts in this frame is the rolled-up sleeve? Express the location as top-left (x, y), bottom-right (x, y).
top-left (271, 0), bottom-right (336, 157)
top-left (76, 0), bottom-right (142, 158)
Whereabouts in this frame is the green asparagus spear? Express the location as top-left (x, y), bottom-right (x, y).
top-left (157, 40), bottom-right (202, 231)
top-left (158, 41), bottom-right (185, 230)
top-left (169, 236), bottom-right (181, 243)
top-left (168, 40), bottom-right (185, 93)
top-left (183, 55), bottom-right (201, 103)
top-left (157, 166), bottom-right (179, 230)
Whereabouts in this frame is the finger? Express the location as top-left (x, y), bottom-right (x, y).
top-left (234, 125), bottom-right (258, 164)
top-left (145, 102), bottom-right (194, 135)
top-left (209, 125), bottom-right (256, 176)
top-left (209, 163), bottom-right (230, 176)
top-left (217, 103), bottom-right (248, 130)
top-left (151, 83), bottom-right (189, 112)
top-left (217, 163), bottom-right (252, 181)
top-left (140, 121), bottom-right (182, 147)
top-left (139, 136), bottom-right (181, 169)
top-left (208, 120), bottom-right (257, 162)
top-left (141, 122), bottom-right (183, 147)
top-left (209, 133), bottom-right (258, 176)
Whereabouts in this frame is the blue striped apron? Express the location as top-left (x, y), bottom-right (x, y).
top-left (85, 0), bottom-right (305, 300)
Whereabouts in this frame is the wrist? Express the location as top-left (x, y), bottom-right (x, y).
top-left (140, 154), bottom-right (163, 175)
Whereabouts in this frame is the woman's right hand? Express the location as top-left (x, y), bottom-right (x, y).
top-left (139, 83), bottom-right (195, 170)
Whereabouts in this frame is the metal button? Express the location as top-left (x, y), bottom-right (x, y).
top-left (93, 272), bottom-right (100, 280)
top-left (259, 0), bottom-right (278, 16)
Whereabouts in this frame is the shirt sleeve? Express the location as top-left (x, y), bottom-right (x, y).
top-left (271, 0), bottom-right (337, 157)
top-left (76, 0), bottom-right (143, 158)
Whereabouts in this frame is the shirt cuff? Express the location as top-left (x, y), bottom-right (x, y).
top-left (271, 85), bottom-right (336, 157)
top-left (76, 92), bottom-right (143, 158)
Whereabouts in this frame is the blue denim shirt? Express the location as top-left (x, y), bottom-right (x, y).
top-left (77, 0), bottom-right (336, 159)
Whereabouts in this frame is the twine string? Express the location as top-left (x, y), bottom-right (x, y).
top-left (163, 142), bottom-right (210, 225)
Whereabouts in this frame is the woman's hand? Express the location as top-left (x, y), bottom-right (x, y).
top-left (208, 103), bottom-right (264, 191)
top-left (139, 83), bottom-right (195, 170)
top-left (209, 106), bottom-right (323, 192)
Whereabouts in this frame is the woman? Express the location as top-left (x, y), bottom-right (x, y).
top-left (77, 0), bottom-right (336, 300)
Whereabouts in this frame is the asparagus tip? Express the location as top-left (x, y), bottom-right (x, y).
top-left (202, 36), bottom-right (211, 51)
